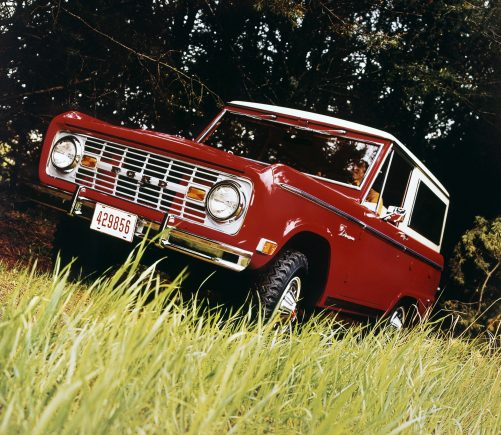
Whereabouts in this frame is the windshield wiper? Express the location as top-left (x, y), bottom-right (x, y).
top-left (245, 113), bottom-right (348, 136)
top-left (312, 128), bottom-right (347, 136)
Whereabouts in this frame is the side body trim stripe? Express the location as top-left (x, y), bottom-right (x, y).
top-left (280, 183), bottom-right (442, 271)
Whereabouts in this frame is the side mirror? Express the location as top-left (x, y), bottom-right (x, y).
top-left (382, 206), bottom-right (406, 224)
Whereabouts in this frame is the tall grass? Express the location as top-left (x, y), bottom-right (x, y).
top-left (0, 245), bottom-right (500, 434)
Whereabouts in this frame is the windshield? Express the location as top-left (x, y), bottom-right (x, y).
top-left (201, 111), bottom-right (380, 187)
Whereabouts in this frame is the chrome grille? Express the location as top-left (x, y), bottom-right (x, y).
top-left (74, 135), bottom-right (222, 223)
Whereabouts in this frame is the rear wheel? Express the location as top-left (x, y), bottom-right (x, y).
top-left (254, 250), bottom-right (308, 322)
top-left (387, 303), bottom-right (420, 329)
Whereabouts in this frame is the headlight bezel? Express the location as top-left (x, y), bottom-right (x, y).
top-left (50, 135), bottom-right (82, 172)
top-left (205, 181), bottom-right (245, 222)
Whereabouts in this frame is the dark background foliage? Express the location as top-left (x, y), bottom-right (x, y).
top-left (0, 0), bottom-right (500, 299)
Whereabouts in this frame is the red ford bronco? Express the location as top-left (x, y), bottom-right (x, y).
top-left (32, 101), bottom-right (449, 325)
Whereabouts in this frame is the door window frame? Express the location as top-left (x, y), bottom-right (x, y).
top-left (362, 147), bottom-right (413, 216)
top-left (362, 144), bottom-right (449, 252)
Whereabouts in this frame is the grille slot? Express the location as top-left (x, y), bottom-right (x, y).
top-left (74, 135), bottom-right (224, 224)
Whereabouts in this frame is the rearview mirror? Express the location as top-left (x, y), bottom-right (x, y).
top-left (382, 206), bottom-right (406, 224)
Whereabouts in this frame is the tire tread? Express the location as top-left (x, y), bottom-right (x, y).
top-left (255, 250), bottom-right (308, 319)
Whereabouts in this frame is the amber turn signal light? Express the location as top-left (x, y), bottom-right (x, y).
top-left (256, 238), bottom-right (278, 255)
top-left (187, 186), bottom-right (207, 201)
top-left (80, 155), bottom-right (97, 168)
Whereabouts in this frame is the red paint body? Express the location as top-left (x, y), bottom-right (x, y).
top-left (37, 103), bottom-right (446, 319)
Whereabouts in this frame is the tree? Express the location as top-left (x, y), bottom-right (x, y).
top-left (450, 216), bottom-right (500, 310)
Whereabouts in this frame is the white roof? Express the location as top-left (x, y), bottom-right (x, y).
top-left (229, 101), bottom-right (449, 198)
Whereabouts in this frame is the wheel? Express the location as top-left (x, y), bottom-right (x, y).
top-left (387, 303), bottom-right (420, 329)
top-left (254, 250), bottom-right (308, 322)
top-left (388, 307), bottom-right (406, 329)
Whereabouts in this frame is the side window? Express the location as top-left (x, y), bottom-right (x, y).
top-left (408, 181), bottom-right (447, 245)
top-left (381, 151), bottom-right (413, 210)
top-left (363, 150), bottom-right (413, 216)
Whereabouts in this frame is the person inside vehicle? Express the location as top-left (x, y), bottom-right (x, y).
top-left (351, 159), bottom-right (368, 187)
top-left (351, 159), bottom-right (383, 213)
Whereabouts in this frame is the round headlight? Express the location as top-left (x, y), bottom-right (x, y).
top-left (206, 182), bottom-right (243, 221)
top-left (50, 136), bottom-right (81, 171)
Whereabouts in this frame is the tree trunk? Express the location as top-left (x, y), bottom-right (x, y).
top-left (477, 260), bottom-right (500, 313)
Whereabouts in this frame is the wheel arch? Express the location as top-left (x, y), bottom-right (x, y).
top-left (279, 231), bottom-right (331, 309)
top-left (389, 293), bottom-right (431, 317)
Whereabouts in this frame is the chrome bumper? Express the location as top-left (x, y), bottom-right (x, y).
top-left (159, 228), bottom-right (252, 271)
top-left (23, 183), bottom-right (252, 272)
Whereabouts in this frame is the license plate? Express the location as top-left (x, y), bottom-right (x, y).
top-left (90, 203), bottom-right (137, 242)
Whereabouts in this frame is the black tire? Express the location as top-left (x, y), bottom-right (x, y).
top-left (254, 250), bottom-right (308, 321)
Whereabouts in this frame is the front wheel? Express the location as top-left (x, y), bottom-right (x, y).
top-left (254, 250), bottom-right (308, 322)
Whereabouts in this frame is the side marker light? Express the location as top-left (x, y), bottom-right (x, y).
top-left (256, 238), bottom-right (278, 255)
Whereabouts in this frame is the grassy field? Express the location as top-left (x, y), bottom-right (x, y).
top-left (0, 246), bottom-right (500, 434)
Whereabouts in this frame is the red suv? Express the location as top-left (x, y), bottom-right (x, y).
top-left (32, 101), bottom-right (449, 325)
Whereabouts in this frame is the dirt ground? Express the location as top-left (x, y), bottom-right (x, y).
top-left (0, 190), bottom-right (57, 272)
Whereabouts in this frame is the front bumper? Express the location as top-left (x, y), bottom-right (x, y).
top-left (23, 183), bottom-right (253, 272)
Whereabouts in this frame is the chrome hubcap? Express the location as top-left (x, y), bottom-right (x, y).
top-left (275, 276), bottom-right (301, 320)
top-left (389, 309), bottom-right (403, 329)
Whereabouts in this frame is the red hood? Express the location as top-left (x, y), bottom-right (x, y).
top-left (53, 111), bottom-right (268, 177)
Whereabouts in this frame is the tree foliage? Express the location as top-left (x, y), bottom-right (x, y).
top-left (0, 0), bottom-right (499, 257)
top-left (446, 215), bottom-right (500, 334)
top-left (450, 216), bottom-right (500, 305)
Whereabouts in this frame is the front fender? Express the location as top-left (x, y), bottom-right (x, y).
top-left (243, 165), bottom-right (342, 270)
